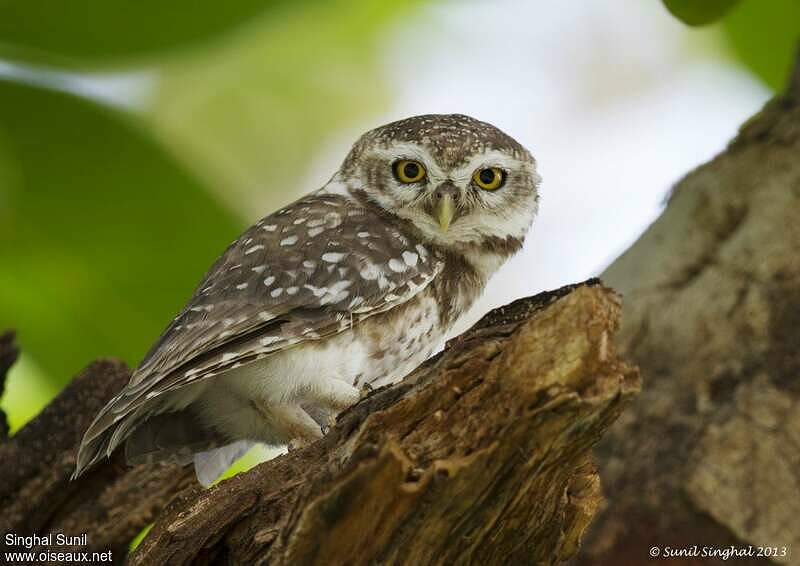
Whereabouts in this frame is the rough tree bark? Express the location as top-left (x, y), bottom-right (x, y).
top-left (578, 51), bottom-right (800, 565)
top-left (0, 281), bottom-right (638, 564)
top-left (0, 338), bottom-right (195, 560)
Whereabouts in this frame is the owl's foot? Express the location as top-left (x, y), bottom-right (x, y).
top-left (306, 378), bottom-right (360, 412)
top-left (251, 401), bottom-right (323, 446)
top-left (288, 438), bottom-right (309, 452)
top-left (320, 413), bottom-right (338, 435)
top-left (359, 382), bottom-right (374, 399)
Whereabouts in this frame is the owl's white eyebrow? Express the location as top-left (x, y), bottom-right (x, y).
top-left (452, 150), bottom-right (523, 180)
top-left (372, 143), bottom-right (447, 179)
top-left (374, 142), bottom-right (428, 161)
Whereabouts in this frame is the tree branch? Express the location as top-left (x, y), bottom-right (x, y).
top-left (1, 281), bottom-right (638, 564)
top-left (0, 343), bottom-right (195, 558)
top-left (131, 282), bottom-right (638, 565)
top-left (580, 46), bottom-right (800, 566)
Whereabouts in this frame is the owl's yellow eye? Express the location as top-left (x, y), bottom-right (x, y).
top-left (393, 160), bottom-right (427, 184)
top-left (473, 167), bottom-right (505, 190)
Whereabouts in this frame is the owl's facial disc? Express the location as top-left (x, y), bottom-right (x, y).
top-left (426, 168), bottom-right (506, 232)
top-left (340, 114), bottom-right (540, 250)
top-left (360, 144), bottom-right (538, 249)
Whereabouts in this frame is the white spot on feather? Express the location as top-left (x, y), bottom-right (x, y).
top-left (260, 336), bottom-right (281, 346)
top-left (388, 258), bottom-right (406, 273)
top-left (360, 264), bottom-right (380, 280)
top-left (377, 273), bottom-right (392, 290)
top-left (280, 235), bottom-right (298, 246)
top-left (322, 252), bottom-right (346, 263)
top-left (245, 244), bottom-right (264, 255)
top-left (324, 212), bottom-right (342, 228)
top-left (319, 280), bottom-right (352, 305)
top-left (189, 305), bottom-right (214, 312)
top-left (402, 251), bottom-right (418, 267)
top-left (304, 284), bottom-right (327, 298)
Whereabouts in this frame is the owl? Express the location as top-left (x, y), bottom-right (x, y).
top-left (74, 114), bottom-right (540, 485)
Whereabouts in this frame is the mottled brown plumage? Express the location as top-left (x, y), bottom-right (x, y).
top-left (75, 114), bottom-right (540, 484)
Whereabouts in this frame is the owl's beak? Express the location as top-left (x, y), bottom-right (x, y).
top-left (435, 194), bottom-right (454, 232)
top-left (433, 183), bottom-right (458, 232)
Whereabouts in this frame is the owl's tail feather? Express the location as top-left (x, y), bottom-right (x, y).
top-left (73, 380), bottom-right (209, 479)
top-left (72, 405), bottom-right (147, 480)
top-left (72, 428), bottom-right (116, 480)
top-left (73, 404), bottom-right (224, 479)
top-left (124, 409), bottom-right (226, 468)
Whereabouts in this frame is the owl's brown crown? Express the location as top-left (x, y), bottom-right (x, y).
top-left (348, 113), bottom-right (531, 170)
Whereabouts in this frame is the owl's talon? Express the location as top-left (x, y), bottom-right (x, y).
top-left (360, 382), bottom-right (374, 399)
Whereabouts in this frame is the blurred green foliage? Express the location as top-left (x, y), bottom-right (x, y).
top-left (0, 79), bottom-right (242, 379)
top-left (663, 0), bottom-right (800, 91)
top-left (0, 0), bottom-right (291, 66)
top-left (722, 0), bottom-right (800, 91)
top-left (663, 0), bottom-right (742, 26)
top-left (0, 354), bottom-right (56, 431)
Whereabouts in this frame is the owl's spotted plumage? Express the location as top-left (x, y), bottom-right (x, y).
top-left (75, 114), bottom-right (540, 484)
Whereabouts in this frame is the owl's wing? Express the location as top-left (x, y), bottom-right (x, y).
top-left (76, 193), bottom-right (442, 473)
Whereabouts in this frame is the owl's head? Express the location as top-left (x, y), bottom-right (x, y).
top-left (335, 114), bottom-right (540, 257)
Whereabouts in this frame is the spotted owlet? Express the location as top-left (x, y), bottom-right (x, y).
top-left (74, 114), bottom-right (540, 485)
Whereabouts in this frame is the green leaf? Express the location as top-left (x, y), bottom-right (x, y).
top-left (0, 0), bottom-right (293, 67)
top-left (662, 0), bottom-right (741, 26)
top-left (0, 79), bottom-right (242, 385)
top-left (721, 0), bottom-right (800, 91)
